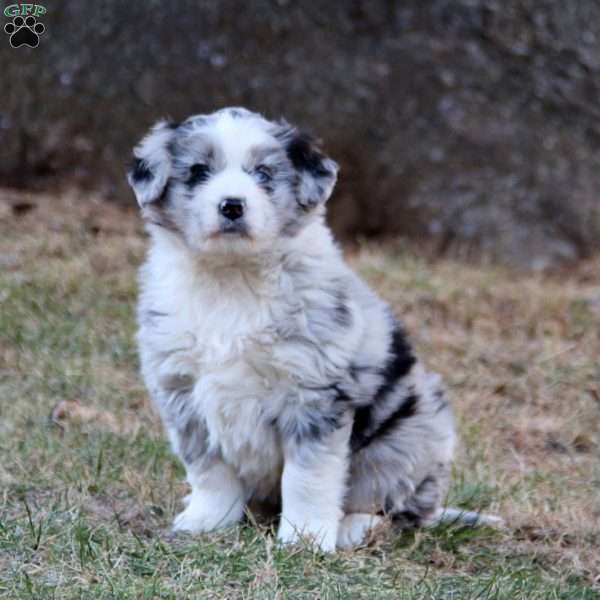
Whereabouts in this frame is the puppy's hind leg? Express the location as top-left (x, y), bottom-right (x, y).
top-left (387, 469), bottom-right (450, 529)
top-left (390, 473), bottom-right (504, 529)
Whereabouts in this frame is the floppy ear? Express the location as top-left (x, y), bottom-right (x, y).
top-left (127, 120), bottom-right (176, 207)
top-left (277, 124), bottom-right (339, 209)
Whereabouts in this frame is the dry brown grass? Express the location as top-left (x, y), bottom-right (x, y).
top-left (1, 187), bottom-right (599, 598)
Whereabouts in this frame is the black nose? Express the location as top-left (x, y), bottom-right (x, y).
top-left (219, 198), bottom-right (245, 221)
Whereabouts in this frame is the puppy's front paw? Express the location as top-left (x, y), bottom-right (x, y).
top-left (277, 517), bottom-right (338, 553)
top-left (172, 490), bottom-right (244, 534)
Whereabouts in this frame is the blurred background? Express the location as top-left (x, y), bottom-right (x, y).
top-left (2, 0), bottom-right (600, 269)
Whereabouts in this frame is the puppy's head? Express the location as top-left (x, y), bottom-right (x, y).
top-left (127, 107), bottom-right (338, 254)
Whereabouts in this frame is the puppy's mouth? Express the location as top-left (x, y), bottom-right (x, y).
top-left (210, 221), bottom-right (251, 239)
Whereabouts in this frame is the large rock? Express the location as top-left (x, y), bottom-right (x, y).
top-left (2, 0), bottom-right (599, 267)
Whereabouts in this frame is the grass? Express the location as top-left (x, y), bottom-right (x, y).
top-left (1, 188), bottom-right (599, 598)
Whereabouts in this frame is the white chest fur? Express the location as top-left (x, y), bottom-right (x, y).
top-left (138, 240), bottom-right (300, 492)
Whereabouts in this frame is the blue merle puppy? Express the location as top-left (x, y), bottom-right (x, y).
top-left (127, 107), bottom-right (498, 552)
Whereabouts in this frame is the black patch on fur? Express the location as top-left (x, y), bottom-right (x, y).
top-left (228, 108), bottom-right (246, 118)
top-left (168, 387), bottom-right (193, 416)
top-left (433, 388), bottom-right (449, 414)
top-left (388, 501), bottom-right (430, 527)
top-left (333, 386), bottom-right (352, 404)
top-left (166, 388), bottom-right (209, 465)
top-left (300, 383), bottom-right (351, 404)
top-left (350, 406), bottom-right (372, 451)
top-left (414, 475), bottom-right (439, 511)
top-left (130, 157), bottom-right (153, 182)
top-left (166, 121), bottom-right (180, 130)
top-left (384, 496), bottom-right (396, 514)
top-left (334, 291), bottom-right (352, 327)
top-left (286, 133), bottom-right (330, 177)
top-left (255, 169), bottom-right (275, 195)
top-left (307, 413), bottom-right (342, 441)
top-left (180, 415), bottom-right (209, 464)
top-left (186, 163), bottom-right (211, 188)
top-left (351, 393), bottom-right (419, 453)
top-left (348, 364), bottom-right (377, 382)
top-left (374, 327), bottom-right (416, 403)
top-left (179, 116), bottom-right (208, 132)
top-left (142, 181), bottom-right (180, 232)
top-left (376, 393), bottom-right (418, 438)
top-left (157, 180), bottom-right (171, 204)
top-left (278, 398), bottom-right (347, 445)
top-left (390, 509), bottom-right (423, 528)
top-left (384, 478), bottom-right (435, 526)
top-left (281, 412), bottom-right (341, 445)
top-left (261, 182), bottom-right (275, 195)
top-left (141, 309), bottom-right (169, 326)
top-left (350, 325), bottom-right (417, 452)
top-left (389, 475), bottom-right (441, 526)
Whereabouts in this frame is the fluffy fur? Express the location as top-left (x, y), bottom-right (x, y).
top-left (128, 107), bottom-right (492, 552)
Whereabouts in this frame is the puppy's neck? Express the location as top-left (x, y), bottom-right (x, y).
top-left (150, 229), bottom-right (283, 294)
top-left (148, 219), bottom-right (338, 295)
top-left (195, 250), bottom-right (281, 278)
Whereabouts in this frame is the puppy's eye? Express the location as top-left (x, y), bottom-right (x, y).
top-left (254, 165), bottom-right (273, 185)
top-left (187, 163), bottom-right (211, 186)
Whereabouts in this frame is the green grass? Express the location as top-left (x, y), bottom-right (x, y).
top-left (1, 190), bottom-right (599, 598)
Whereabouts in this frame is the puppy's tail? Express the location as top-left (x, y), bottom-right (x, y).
top-left (428, 507), bottom-right (505, 528)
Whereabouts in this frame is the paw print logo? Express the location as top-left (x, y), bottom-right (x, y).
top-left (4, 15), bottom-right (45, 48)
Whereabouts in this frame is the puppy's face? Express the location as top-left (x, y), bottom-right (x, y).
top-left (128, 108), bottom-right (338, 254)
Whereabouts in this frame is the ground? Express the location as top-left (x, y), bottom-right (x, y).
top-left (1, 188), bottom-right (599, 599)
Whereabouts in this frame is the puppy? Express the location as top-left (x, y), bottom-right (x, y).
top-left (128, 107), bottom-right (494, 552)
